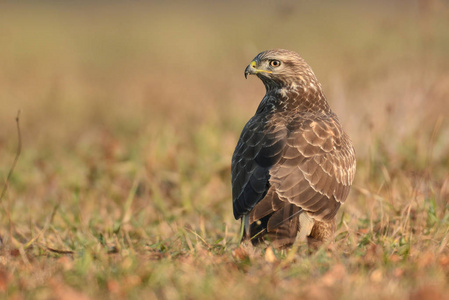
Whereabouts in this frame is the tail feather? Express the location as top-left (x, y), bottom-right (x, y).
top-left (241, 186), bottom-right (306, 248)
top-left (248, 188), bottom-right (283, 224)
top-left (266, 204), bottom-right (301, 248)
top-left (243, 203), bottom-right (303, 248)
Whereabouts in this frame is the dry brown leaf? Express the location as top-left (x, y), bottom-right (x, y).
top-left (50, 279), bottom-right (91, 300)
top-left (393, 267), bottom-right (404, 278)
top-left (321, 263), bottom-right (346, 286)
top-left (107, 279), bottom-right (121, 294)
top-left (370, 269), bottom-right (383, 283)
top-left (232, 246), bottom-right (249, 260)
top-left (0, 268), bottom-right (9, 292)
top-left (439, 255), bottom-right (449, 267)
top-left (418, 251), bottom-right (435, 268)
top-left (264, 247), bottom-right (276, 263)
top-left (409, 285), bottom-right (444, 300)
top-left (389, 253), bottom-right (401, 263)
top-left (364, 244), bottom-right (383, 266)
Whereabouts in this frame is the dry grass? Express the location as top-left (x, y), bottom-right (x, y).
top-left (1, 1), bottom-right (449, 299)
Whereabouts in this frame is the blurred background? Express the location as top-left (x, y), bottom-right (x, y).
top-left (1, 1), bottom-right (449, 299)
top-left (0, 0), bottom-right (448, 249)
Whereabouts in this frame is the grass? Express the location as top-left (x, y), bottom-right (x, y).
top-left (1, 1), bottom-right (449, 299)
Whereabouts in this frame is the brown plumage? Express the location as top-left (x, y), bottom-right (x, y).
top-left (231, 49), bottom-right (356, 248)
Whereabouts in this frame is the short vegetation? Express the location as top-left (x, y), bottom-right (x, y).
top-left (0, 2), bottom-right (448, 299)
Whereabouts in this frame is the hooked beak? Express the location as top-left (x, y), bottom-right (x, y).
top-left (244, 64), bottom-right (254, 79)
top-left (244, 60), bottom-right (272, 79)
top-left (244, 60), bottom-right (257, 79)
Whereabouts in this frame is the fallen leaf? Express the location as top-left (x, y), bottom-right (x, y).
top-left (410, 285), bottom-right (444, 300)
top-left (50, 279), bottom-right (91, 300)
top-left (264, 247), bottom-right (276, 263)
top-left (232, 246), bottom-right (248, 260)
top-left (393, 267), bottom-right (404, 278)
top-left (321, 264), bottom-right (346, 286)
top-left (0, 268), bottom-right (9, 292)
top-left (370, 269), bottom-right (383, 283)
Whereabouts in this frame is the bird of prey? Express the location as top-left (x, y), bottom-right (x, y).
top-left (231, 49), bottom-right (356, 249)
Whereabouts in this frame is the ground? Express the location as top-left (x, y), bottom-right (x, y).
top-left (0, 2), bottom-right (449, 299)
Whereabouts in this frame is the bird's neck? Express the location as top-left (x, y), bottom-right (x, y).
top-left (263, 80), bottom-right (331, 114)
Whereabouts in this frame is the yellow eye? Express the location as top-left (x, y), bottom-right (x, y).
top-left (270, 60), bottom-right (281, 67)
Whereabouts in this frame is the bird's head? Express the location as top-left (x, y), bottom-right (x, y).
top-left (244, 49), bottom-right (319, 93)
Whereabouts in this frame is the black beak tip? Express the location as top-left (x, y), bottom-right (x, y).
top-left (244, 71), bottom-right (248, 79)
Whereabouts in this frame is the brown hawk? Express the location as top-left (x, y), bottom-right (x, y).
top-left (232, 49), bottom-right (356, 248)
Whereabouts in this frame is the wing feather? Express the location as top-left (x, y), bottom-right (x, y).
top-left (269, 112), bottom-right (356, 221)
top-left (231, 113), bottom-right (288, 219)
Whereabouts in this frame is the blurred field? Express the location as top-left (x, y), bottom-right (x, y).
top-left (1, 1), bottom-right (449, 299)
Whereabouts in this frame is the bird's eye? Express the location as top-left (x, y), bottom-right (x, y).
top-left (270, 60), bottom-right (281, 67)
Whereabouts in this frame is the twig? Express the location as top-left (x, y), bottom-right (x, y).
top-left (44, 246), bottom-right (74, 255)
top-left (0, 110), bottom-right (22, 203)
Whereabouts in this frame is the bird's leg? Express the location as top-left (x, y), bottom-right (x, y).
top-left (238, 215), bottom-right (251, 243)
top-left (307, 219), bottom-right (336, 250)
